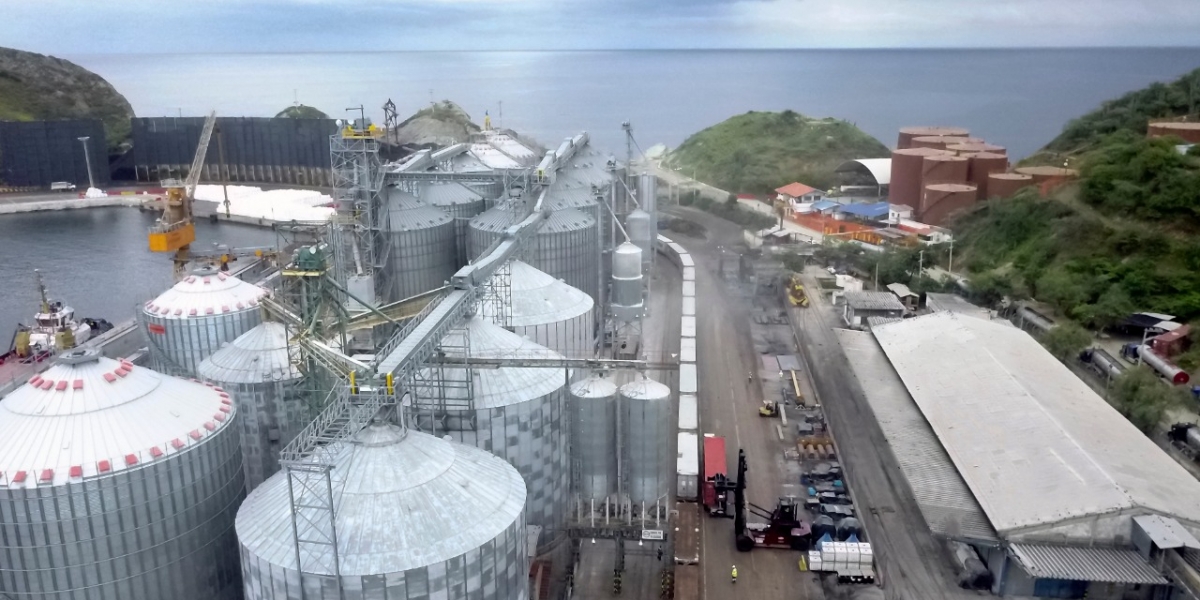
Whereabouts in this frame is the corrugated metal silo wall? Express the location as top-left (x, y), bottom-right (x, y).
top-left (0, 120), bottom-right (109, 187)
top-left (389, 219), bottom-right (458, 303)
top-left (0, 419), bottom-right (245, 600)
top-left (571, 384), bottom-right (618, 503)
top-left (142, 308), bottom-right (264, 377)
top-left (219, 378), bottom-right (307, 491)
top-left (131, 117), bottom-right (336, 186)
top-left (920, 185), bottom-right (977, 226)
top-left (513, 307), bottom-right (595, 359)
top-left (533, 217), bottom-right (600, 307)
top-left (622, 390), bottom-right (673, 508)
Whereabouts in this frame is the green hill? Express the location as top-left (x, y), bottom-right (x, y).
top-left (666, 110), bottom-right (889, 194)
top-left (276, 104), bottom-right (329, 119)
top-left (1022, 66), bottom-right (1200, 166)
top-left (0, 46), bottom-right (135, 149)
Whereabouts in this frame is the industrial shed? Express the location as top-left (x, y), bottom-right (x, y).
top-left (842, 291), bottom-right (905, 327)
top-left (835, 158), bottom-right (891, 197)
top-left (839, 312), bottom-right (1200, 598)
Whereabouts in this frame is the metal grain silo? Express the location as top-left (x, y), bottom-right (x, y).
top-left (920, 183), bottom-right (978, 226)
top-left (964, 152), bottom-right (1009, 199)
top-left (142, 267), bottom-right (267, 377)
top-left (467, 199), bottom-right (526, 262)
top-left (547, 179), bottom-right (601, 223)
top-left (897, 126), bottom-right (969, 149)
top-left (611, 242), bottom-right (644, 322)
top-left (626, 208), bottom-right (652, 275)
top-left (387, 187), bottom-right (457, 303)
top-left (986, 172), bottom-right (1035, 199)
top-left (889, 148), bottom-right (952, 208)
top-left (620, 376), bottom-right (672, 520)
top-left (0, 349), bottom-right (244, 600)
top-left (570, 373), bottom-right (618, 511)
top-left (411, 317), bottom-right (569, 549)
top-left (197, 321), bottom-right (304, 491)
top-left (920, 153), bottom-right (969, 188)
top-left (532, 208), bottom-right (599, 307)
top-left (420, 181), bottom-right (488, 267)
top-left (910, 135), bottom-right (968, 150)
top-left (236, 422), bottom-right (529, 600)
top-left (483, 260), bottom-right (595, 359)
top-left (946, 142), bottom-right (1006, 155)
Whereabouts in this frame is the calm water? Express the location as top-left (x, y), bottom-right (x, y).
top-left (0, 209), bottom-right (274, 341)
top-left (4, 49), bottom-right (1200, 340)
top-left (71, 48), bottom-right (1200, 158)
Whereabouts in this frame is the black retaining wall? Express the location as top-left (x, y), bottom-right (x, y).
top-left (0, 120), bottom-right (109, 188)
top-left (132, 117), bottom-right (336, 187)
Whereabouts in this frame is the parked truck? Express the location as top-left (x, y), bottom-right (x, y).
top-left (1168, 423), bottom-right (1200, 461)
top-left (702, 434), bottom-right (730, 517)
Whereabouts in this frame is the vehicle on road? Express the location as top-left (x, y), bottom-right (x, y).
top-left (730, 448), bottom-right (813, 552)
top-left (50, 181), bottom-right (76, 192)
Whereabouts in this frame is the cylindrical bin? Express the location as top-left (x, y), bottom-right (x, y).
top-left (987, 172), bottom-right (1035, 199)
top-left (964, 152), bottom-right (1009, 199)
top-left (947, 142), bottom-right (1006, 156)
top-left (920, 183), bottom-right (978, 226)
top-left (1014, 166), bottom-right (1080, 189)
top-left (898, 126), bottom-right (969, 149)
top-left (570, 374), bottom-right (619, 505)
top-left (889, 147), bottom-right (953, 208)
top-left (620, 377), bottom-right (673, 519)
top-left (911, 135), bottom-right (983, 150)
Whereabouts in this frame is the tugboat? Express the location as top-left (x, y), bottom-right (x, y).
top-left (0, 270), bottom-right (114, 365)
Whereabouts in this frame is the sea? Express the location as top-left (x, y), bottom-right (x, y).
top-left (2, 48), bottom-right (1199, 340)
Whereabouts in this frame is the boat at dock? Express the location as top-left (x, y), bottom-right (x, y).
top-left (0, 270), bottom-right (114, 366)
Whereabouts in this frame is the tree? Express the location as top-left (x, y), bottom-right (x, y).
top-left (966, 270), bottom-right (1015, 307)
top-left (1075, 284), bottom-right (1135, 330)
top-left (1039, 322), bottom-right (1093, 362)
top-left (726, 193), bottom-right (738, 206)
top-left (1110, 367), bottom-right (1189, 433)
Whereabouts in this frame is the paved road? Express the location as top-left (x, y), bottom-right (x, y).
top-left (788, 270), bottom-right (979, 600)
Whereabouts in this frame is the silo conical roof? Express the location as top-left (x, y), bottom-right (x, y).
top-left (540, 207), bottom-right (594, 233)
top-left (420, 181), bottom-right (484, 207)
top-left (487, 260), bottom-right (594, 328)
top-left (0, 349), bottom-right (235, 486)
top-left (469, 199), bottom-right (527, 233)
top-left (571, 374), bottom-right (618, 399)
top-left (144, 268), bottom-right (266, 318)
top-left (197, 321), bottom-right (301, 384)
top-left (415, 317), bottom-right (564, 409)
top-left (236, 422), bottom-right (526, 575)
top-left (620, 377), bottom-right (671, 401)
top-left (387, 188), bottom-right (453, 231)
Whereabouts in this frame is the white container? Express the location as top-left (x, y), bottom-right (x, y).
top-left (676, 432), bottom-right (700, 501)
top-left (678, 394), bottom-right (698, 432)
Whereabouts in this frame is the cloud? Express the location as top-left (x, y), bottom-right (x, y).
top-left (6, 0), bottom-right (1200, 53)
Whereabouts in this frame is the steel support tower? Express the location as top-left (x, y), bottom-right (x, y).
top-left (330, 123), bottom-right (389, 309)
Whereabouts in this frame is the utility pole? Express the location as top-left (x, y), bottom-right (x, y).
top-left (948, 237), bottom-right (955, 274)
top-left (918, 250), bottom-right (924, 283)
top-left (77, 136), bottom-right (95, 189)
top-left (874, 261), bottom-right (879, 290)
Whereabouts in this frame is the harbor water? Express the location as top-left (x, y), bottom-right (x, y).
top-left (0, 208), bottom-right (275, 344)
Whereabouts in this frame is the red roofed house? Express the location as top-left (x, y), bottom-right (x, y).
top-left (775, 182), bottom-right (825, 209)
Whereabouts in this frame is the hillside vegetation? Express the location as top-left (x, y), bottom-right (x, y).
top-left (952, 133), bottom-right (1200, 328)
top-left (666, 110), bottom-right (889, 194)
top-left (0, 46), bottom-right (135, 149)
top-left (276, 104), bottom-right (329, 119)
top-left (1022, 66), bottom-right (1200, 166)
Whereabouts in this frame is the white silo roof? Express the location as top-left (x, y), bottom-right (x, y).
top-left (235, 422), bottom-right (526, 575)
top-left (487, 260), bottom-right (593, 328)
top-left (0, 349), bottom-right (235, 487)
top-left (620, 377), bottom-right (671, 401)
top-left (144, 268), bottom-right (266, 319)
top-left (571, 374), bottom-right (618, 399)
top-left (420, 181), bottom-right (483, 207)
top-left (197, 321), bottom-right (301, 384)
top-left (415, 317), bottom-right (564, 410)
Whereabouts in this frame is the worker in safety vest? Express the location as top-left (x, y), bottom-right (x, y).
top-left (731, 565), bottom-right (738, 584)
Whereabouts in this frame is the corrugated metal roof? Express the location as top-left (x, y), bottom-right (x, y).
top-left (539, 207), bottom-right (594, 234)
top-left (620, 376), bottom-right (670, 401)
top-left (0, 349), bottom-right (234, 487)
top-left (925, 292), bottom-right (990, 320)
top-left (1009, 544), bottom-right (1169, 585)
top-left (835, 329), bottom-right (997, 542)
top-left (482, 260), bottom-right (593, 327)
top-left (840, 202), bottom-right (891, 219)
top-left (419, 181), bottom-right (483, 206)
top-left (866, 316), bottom-right (903, 329)
top-left (872, 312), bottom-right (1200, 538)
top-left (144, 268), bottom-right (265, 318)
top-left (468, 143), bottom-right (522, 169)
top-left (845, 291), bottom-right (906, 311)
top-left (836, 158), bottom-right (892, 185)
top-left (811, 200), bottom-right (841, 211)
top-left (388, 189), bottom-right (453, 231)
top-left (1134, 515), bottom-right (1200, 550)
top-left (235, 423), bottom-right (526, 575)
top-left (885, 282), bottom-right (917, 298)
top-left (470, 200), bottom-right (526, 233)
top-left (412, 317), bottom-right (564, 410)
top-left (776, 182), bottom-right (819, 197)
top-left (197, 322), bottom-right (301, 384)
top-left (570, 374), bottom-right (618, 399)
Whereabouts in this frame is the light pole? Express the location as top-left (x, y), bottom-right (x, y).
top-left (77, 136), bottom-right (95, 189)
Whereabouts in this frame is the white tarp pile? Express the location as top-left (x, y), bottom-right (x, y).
top-left (194, 185), bottom-right (335, 222)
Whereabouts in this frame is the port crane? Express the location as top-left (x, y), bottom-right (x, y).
top-left (147, 110), bottom-right (217, 280)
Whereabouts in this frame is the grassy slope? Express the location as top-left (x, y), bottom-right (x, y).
top-left (666, 110), bottom-right (889, 194)
top-left (276, 104), bottom-right (329, 119)
top-left (1022, 66), bottom-right (1200, 166)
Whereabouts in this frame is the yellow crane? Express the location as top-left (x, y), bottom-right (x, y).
top-left (148, 110), bottom-right (217, 280)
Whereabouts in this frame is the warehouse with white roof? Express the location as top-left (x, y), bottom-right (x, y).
top-left (837, 311), bottom-right (1200, 599)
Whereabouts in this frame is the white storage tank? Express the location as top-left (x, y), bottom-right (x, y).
top-left (611, 242), bottom-right (644, 322)
top-left (387, 187), bottom-right (458, 303)
top-left (626, 208), bottom-right (652, 275)
top-left (197, 321), bottom-right (305, 491)
top-left (570, 373), bottom-right (618, 508)
top-left (411, 317), bottom-right (569, 549)
top-left (620, 376), bottom-right (673, 517)
top-left (237, 422), bottom-right (529, 600)
top-left (0, 349), bottom-right (244, 600)
top-left (141, 267), bottom-right (267, 377)
top-left (482, 260), bottom-right (595, 359)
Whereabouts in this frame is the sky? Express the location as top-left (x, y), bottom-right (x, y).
top-left (8, 0), bottom-right (1200, 54)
